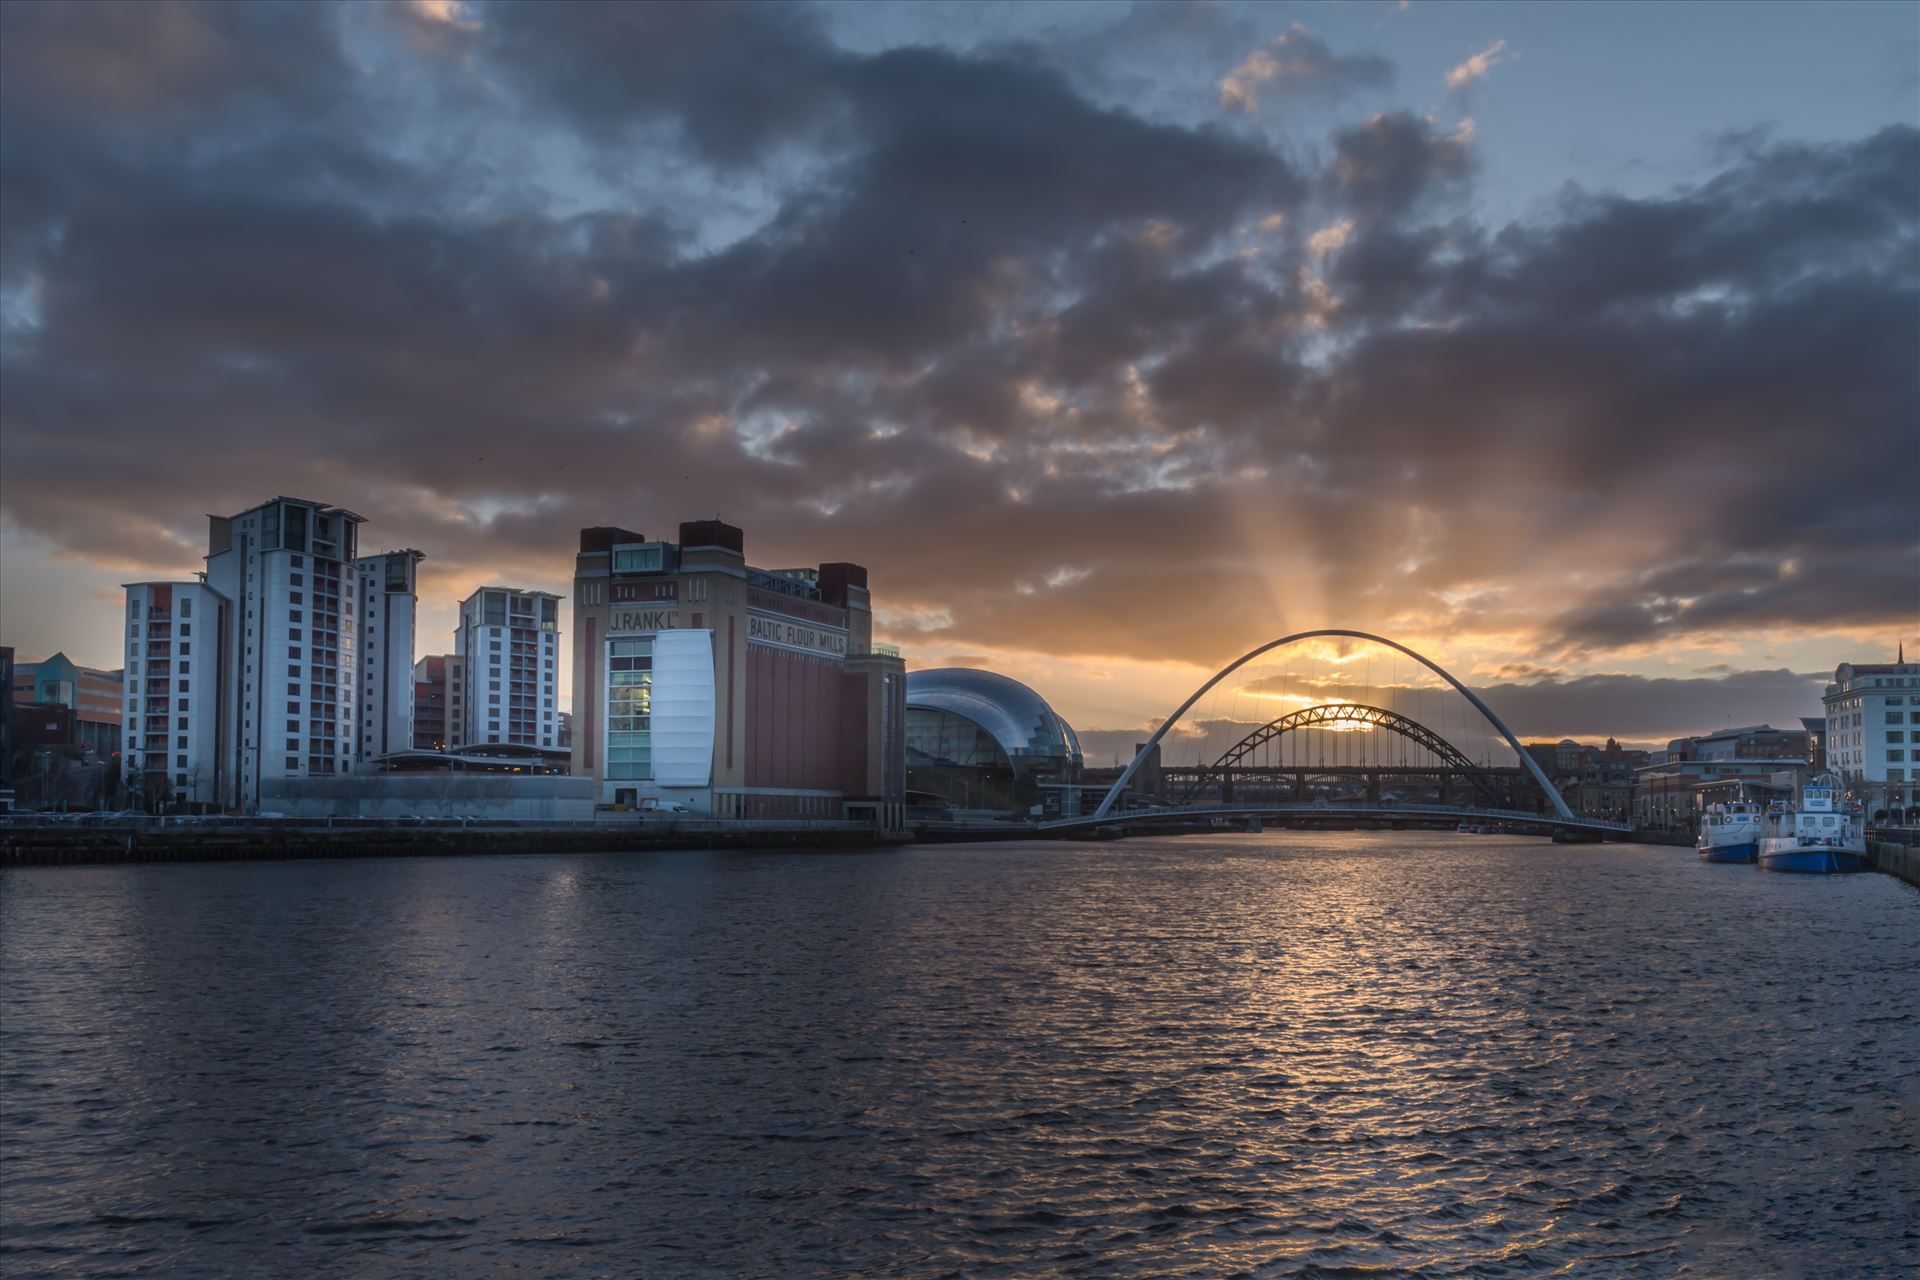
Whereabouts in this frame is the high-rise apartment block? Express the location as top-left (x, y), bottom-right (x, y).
top-left (121, 497), bottom-right (432, 812)
top-left (452, 588), bottom-right (562, 749)
top-left (412, 655), bottom-right (451, 751)
top-left (355, 549), bottom-right (425, 760)
top-left (202, 498), bottom-right (366, 809)
top-left (121, 581), bottom-right (227, 807)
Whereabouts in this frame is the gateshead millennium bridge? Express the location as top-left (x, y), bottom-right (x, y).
top-left (1042, 630), bottom-right (1632, 839)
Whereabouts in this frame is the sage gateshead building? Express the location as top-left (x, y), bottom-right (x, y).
top-left (905, 668), bottom-right (1084, 816)
top-left (570, 520), bottom-right (906, 827)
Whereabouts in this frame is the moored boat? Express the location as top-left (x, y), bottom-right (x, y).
top-left (1757, 775), bottom-right (1867, 874)
top-left (1696, 794), bottom-right (1763, 863)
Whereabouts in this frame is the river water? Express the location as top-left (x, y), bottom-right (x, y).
top-left (2, 833), bottom-right (1917, 1278)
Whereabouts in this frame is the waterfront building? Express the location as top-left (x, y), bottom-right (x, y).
top-left (1668, 724), bottom-right (1811, 763)
top-left (0, 646), bottom-right (12, 795)
top-left (412, 655), bottom-right (451, 751)
top-left (10, 651), bottom-right (124, 759)
top-left (1632, 754), bottom-right (1812, 829)
top-left (905, 668), bottom-right (1084, 816)
top-left (354, 550), bottom-right (425, 762)
top-left (1568, 740), bottom-right (1651, 821)
top-left (1800, 717), bottom-right (1827, 771)
top-left (1823, 652), bottom-right (1920, 822)
top-left (121, 581), bottom-right (229, 808)
top-left (202, 497), bottom-right (367, 811)
top-left (570, 519), bottom-right (905, 824)
top-left (452, 587), bottom-right (562, 750)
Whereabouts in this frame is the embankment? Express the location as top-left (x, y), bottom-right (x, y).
top-left (1, 823), bottom-right (908, 867)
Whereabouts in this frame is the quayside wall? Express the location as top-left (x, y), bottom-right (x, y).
top-left (0, 823), bottom-right (909, 868)
top-left (1868, 841), bottom-right (1920, 889)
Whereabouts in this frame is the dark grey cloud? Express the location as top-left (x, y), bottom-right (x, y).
top-left (482, 0), bottom-right (847, 168)
top-left (0, 0), bottom-right (1913, 682)
top-left (1325, 112), bottom-right (1474, 224)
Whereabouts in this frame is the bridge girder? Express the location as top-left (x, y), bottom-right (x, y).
top-left (1171, 703), bottom-right (1519, 807)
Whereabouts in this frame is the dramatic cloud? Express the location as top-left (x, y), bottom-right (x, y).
top-left (0, 1), bottom-right (1913, 725)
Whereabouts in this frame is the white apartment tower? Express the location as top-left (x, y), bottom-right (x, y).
top-left (355, 549), bottom-right (425, 761)
top-left (1823, 651), bottom-right (1920, 821)
top-left (121, 581), bottom-right (228, 808)
top-left (204, 497), bottom-right (365, 811)
top-left (453, 587), bottom-right (562, 748)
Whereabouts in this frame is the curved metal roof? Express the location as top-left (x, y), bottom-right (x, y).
top-left (906, 668), bottom-right (1083, 772)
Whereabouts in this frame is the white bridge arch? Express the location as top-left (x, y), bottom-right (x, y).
top-left (1092, 630), bottom-right (1575, 822)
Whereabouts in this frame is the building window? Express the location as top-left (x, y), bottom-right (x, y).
top-left (178, 698), bottom-right (189, 711)
top-left (286, 757), bottom-right (301, 770)
top-left (180, 599), bottom-right (191, 618)
top-left (1890, 712), bottom-right (1906, 725)
top-left (1891, 732), bottom-right (1906, 744)
top-left (1891, 750), bottom-right (1907, 763)
top-left (177, 717), bottom-right (188, 730)
top-left (606, 638), bottom-right (653, 780)
top-left (612, 545), bottom-right (663, 573)
top-left (179, 642), bottom-right (190, 656)
top-left (180, 623), bottom-right (191, 637)
top-left (179, 661), bottom-right (189, 674)
top-left (176, 754), bottom-right (187, 768)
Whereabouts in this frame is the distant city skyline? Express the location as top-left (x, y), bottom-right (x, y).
top-left (1, 0), bottom-right (1915, 749)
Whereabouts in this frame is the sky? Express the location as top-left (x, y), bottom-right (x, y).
top-left (0, 0), bottom-right (1915, 751)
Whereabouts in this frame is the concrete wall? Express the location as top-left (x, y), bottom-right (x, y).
top-left (1868, 841), bottom-right (1920, 889)
top-left (260, 775), bottom-right (596, 821)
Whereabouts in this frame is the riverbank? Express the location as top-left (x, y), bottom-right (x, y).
top-left (0, 822), bottom-right (910, 867)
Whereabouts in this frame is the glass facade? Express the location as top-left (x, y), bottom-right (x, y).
top-left (607, 637), bottom-right (653, 780)
top-left (906, 707), bottom-right (1007, 769)
top-left (612, 545), bottom-right (664, 573)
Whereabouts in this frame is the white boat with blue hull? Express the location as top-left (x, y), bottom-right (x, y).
top-left (1758, 776), bottom-right (1867, 874)
top-left (1696, 796), bottom-right (1763, 863)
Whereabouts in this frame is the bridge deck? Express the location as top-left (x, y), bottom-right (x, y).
top-left (1043, 801), bottom-right (1632, 835)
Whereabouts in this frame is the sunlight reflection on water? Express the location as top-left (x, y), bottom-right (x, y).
top-left (2, 833), bottom-right (1917, 1277)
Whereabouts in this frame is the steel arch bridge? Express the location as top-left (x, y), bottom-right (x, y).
top-left (1169, 702), bottom-right (1518, 808)
top-left (1091, 629), bottom-right (1581, 825)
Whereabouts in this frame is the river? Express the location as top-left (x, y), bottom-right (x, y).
top-left (2, 833), bottom-right (1917, 1277)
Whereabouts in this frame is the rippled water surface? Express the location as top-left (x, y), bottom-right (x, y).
top-left (3, 834), bottom-right (1918, 1277)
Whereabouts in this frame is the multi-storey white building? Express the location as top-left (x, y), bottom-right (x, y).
top-left (121, 581), bottom-right (228, 808)
top-left (1823, 651), bottom-right (1920, 821)
top-left (354, 549), bottom-right (425, 762)
top-left (204, 497), bottom-right (366, 811)
top-left (453, 587), bottom-right (562, 749)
